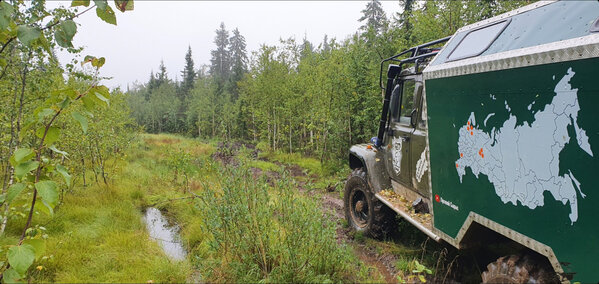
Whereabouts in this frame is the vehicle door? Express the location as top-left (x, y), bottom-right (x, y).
top-left (384, 76), bottom-right (417, 189)
top-left (409, 79), bottom-right (430, 198)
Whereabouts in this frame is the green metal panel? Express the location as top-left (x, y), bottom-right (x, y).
top-left (426, 58), bottom-right (599, 281)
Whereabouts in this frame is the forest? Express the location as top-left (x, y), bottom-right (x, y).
top-left (0, 0), bottom-right (531, 283)
top-left (126, 0), bottom-right (529, 169)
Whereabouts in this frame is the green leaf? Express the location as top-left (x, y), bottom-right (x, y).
top-left (17, 25), bottom-right (41, 46)
top-left (91, 57), bottom-right (106, 68)
top-left (15, 161), bottom-right (39, 180)
top-left (71, 0), bottom-right (91, 7)
top-left (56, 165), bottom-right (72, 187)
top-left (95, 85), bottom-right (110, 98)
top-left (114, 0), bottom-right (134, 12)
top-left (0, 2), bottom-right (14, 29)
top-left (98, 57), bottom-right (106, 67)
top-left (58, 96), bottom-right (71, 109)
top-left (19, 120), bottom-right (35, 140)
top-left (23, 239), bottom-right (46, 261)
top-left (71, 112), bottom-right (88, 133)
top-left (8, 244), bottom-right (35, 275)
top-left (36, 108), bottom-right (55, 122)
top-left (6, 183), bottom-right (26, 204)
top-left (96, 5), bottom-right (116, 25)
top-left (49, 145), bottom-right (68, 157)
top-left (93, 0), bottom-right (108, 10)
top-left (81, 94), bottom-right (96, 111)
top-left (13, 148), bottom-right (34, 164)
top-left (54, 20), bottom-right (77, 48)
top-left (418, 274), bottom-right (427, 283)
top-left (0, 193), bottom-right (4, 204)
top-left (37, 200), bottom-right (54, 216)
top-left (37, 30), bottom-right (53, 55)
top-left (35, 126), bottom-right (60, 146)
top-left (92, 86), bottom-right (110, 105)
top-left (52, 87), bottom-right (78, 100)
top-left (82, 55), bottom-right (95, 66)
top-left (2, 267), bottom-right (23, 283)
top-left (35, 180), bottom-right (58, 208)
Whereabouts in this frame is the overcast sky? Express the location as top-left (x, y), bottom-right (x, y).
top-left (52, 1), bottom-right (400, 89)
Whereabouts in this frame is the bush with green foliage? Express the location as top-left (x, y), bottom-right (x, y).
top-left (0, 0), bottom-right (134, 281)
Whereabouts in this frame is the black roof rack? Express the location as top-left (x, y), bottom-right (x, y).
top-left (373, 36), bottom-right (451, 148)
top-left (378, 36), bottom-right (451, 89)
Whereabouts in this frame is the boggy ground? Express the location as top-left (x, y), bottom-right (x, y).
top-left (10, 133), bottom-right (468, 283)
top-left (212, 139), bottom-right (469, 283)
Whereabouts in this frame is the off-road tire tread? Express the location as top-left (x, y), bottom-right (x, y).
top-left (481, 255), bottom-right (559, 283)
top-left (344, 168), bottom-right (396, 239)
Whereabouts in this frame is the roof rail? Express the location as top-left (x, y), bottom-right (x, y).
top-left (378, 36), bottom-right (451, 89)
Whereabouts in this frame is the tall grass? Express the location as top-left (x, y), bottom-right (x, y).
top-left (193, 159), bottom-right (363, 283)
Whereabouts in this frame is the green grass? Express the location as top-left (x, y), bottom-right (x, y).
top-left (259, 151), bottom-right (322, 176)
top-left (24, 179), bottom-right (191, 282)
top-left (2, 133), bottom-right (386, 283)
top-left (246, 159), bottom-right (281, 172)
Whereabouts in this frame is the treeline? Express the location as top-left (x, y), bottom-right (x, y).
top-left (127, 0), bottom-right (530, 164)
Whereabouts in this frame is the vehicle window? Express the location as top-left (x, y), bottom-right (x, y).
top-left (415, 84), bottom-right (426, 129)
top-left (399, 79), bottom-right (415, 125)
top-left (447, 20), bottom-right (509, 61)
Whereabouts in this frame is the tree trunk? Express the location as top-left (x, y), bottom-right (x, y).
top-left (81, 158), bottom-right (87, 187)
top-left (1, 59), bottom-right (29, 235)
top-left (252, 112), bottom-right (257, 142)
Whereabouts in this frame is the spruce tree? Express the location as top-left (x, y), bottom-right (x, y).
top-left (157, 60), bottom-right (168, 86)
top-left (396, 0), bottom-right (416, 44)
top-left (358, 0), bottom-right (387, 37)
top-left (210, 22), bottom-right (231, 88)
top-left (229, 27), bottom-right (248, 98)
top-left (321, 34), bottom-right (330, 53)
top-left (181, 45), bottom-right (196, 99)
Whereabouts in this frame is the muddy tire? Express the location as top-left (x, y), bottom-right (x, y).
top-left (481, 255), bottom-right (559, 283)
top-left (344, 168), bottom-right (395, 238)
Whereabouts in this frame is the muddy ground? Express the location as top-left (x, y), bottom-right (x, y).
top-left (212, 143), bottom-right (468, 283)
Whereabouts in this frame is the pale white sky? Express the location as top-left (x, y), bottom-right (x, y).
top-left (52, 1), bottom-right (400, 89)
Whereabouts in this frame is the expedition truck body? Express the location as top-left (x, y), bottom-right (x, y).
top-left (344, 1), bottom-right (599, 282)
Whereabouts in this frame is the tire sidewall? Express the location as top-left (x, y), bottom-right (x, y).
top-left (344, 169), bottom-right (376, 235)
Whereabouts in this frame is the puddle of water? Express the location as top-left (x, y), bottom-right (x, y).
top-left (142, 207), bottom-right (187, 261)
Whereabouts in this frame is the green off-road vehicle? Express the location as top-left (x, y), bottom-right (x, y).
top-left (344, 1), bottom-right (599, 282)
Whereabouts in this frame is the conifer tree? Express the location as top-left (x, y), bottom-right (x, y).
top-left (358, 0), bottom-right (387, 36)
top-left (229, 28), bottom-right (248, 98)
top-left (210, 22), bottom-right (231, 88)
top-left (321, 34), bottom-right (330, 53)
top-left (181, 45), bottom-right (196, 99)
top-left (396, 0), bottom-right (416, 44)
top-left (157, 60), bottom-right (169, 86)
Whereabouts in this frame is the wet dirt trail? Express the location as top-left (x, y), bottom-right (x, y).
top-left (210, 142), bottom-right (459, 283)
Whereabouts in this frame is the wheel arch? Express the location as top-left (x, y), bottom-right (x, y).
top-left (348, 144), bottom-right (391, 193)
top-left (349, 152), bottom-right (365, 170)
top-left (434, 212), bottom-right (569, 282)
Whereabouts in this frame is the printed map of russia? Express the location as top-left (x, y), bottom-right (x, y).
top-left (455, 68), bottom-right (593, 224)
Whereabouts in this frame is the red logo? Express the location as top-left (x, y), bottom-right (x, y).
top-left (435, 194), bottom-right (440, 203)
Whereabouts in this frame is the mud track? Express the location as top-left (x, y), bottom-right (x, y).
top-left (211, 143), bottom-right (452, 283)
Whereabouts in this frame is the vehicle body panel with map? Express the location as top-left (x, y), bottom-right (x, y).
top-left (344, 1), bottom-right (599, 282)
